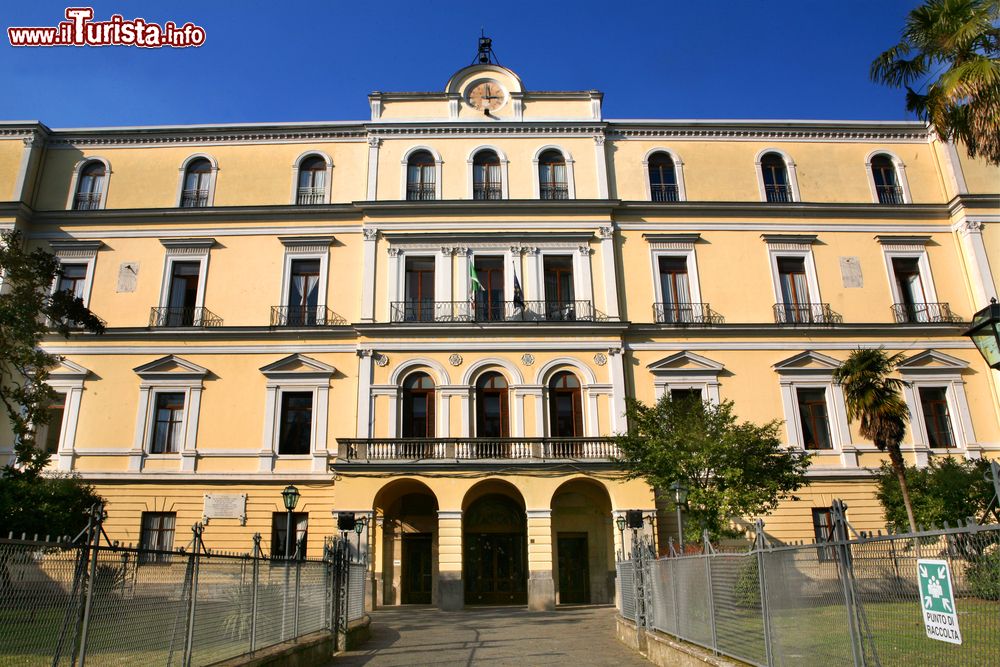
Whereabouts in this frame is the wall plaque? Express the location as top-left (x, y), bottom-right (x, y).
top-left (203, 493), bottom-right (247, 525)
top-left (839, 256), bottom-right (863, 288)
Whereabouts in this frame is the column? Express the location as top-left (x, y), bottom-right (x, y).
top-left (437, 510), bottom-right (464, 610)
top-left (455, 247), bottom-right (471, 305)
top-left (599, 225), bottom-right (620, 319)
top-left (593, 134), bottom-right (609, 199)
top-left (524, 247), bottom-right (542, 302)
top-left (957, 220), bottom-right (998, 306)
top-left (437, 247), bottom-right (454, 302)
top-left (356, 350), bottom-right (373, 439)
top-left (365, 136), bottom-right (380, 200)
top-left (526, 509), bottom-right (555, 611)
top-left (12, 133), bottom-right (43, 204)
top-left (608, 347), bottom-right (627, 433)
top-left (360, 228), bottom-right (378, 322)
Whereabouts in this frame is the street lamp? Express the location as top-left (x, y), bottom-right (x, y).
top-left (965, 298), bottom-right (1000, 370)
top-left (669, 481), bottom-right (688, 552)
top-left (354, 515), bottom-right (369, 559)
top-left (281, 484), bottom-right (300, 559)
top-left (615, 515), bottom-right (626, 556)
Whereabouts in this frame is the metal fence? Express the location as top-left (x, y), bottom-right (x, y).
top-left (0, 507), bottom-right (367, 666)
top-left (619, 501), bottom-right (1000, 667)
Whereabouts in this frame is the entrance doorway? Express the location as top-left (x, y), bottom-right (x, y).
top-left (464, 493), bottom-right (527, 605)
top-left (557, 533), bottom-right (590, 604)
top-left (401, 533), bottom-right (433, 604)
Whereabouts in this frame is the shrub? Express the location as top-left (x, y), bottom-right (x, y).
top-left (966, 545), bottom-right (1000, 601)
top-left (733, 557), bottom-right (761, 608)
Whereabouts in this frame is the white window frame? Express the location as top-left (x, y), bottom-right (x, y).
top-left (762, 235), bottom-right (822, 305)
top-left (175, 153), bottom-right (219, 207)
top-left (49, 240), bottom-right (101, 308)
top-left (538, 248), bottom-right (594, 309)
top-left (278, 236), bottom-right (333, 310)
top-left (875, 235), bottom-right (938, 308)
top-left (290, 151), bottom-right (333, 205)
top-left (533, 145), bottom-right (576, 200)
top-left (259, 354), bottom-right (335, 472)
top-left (643, 234), bottom-right (703, 319)
top-left (130, 356), bottom-right (208, 473)
top-left (865, 150), bottom-right (912, 204)
top-left (642, 148), bottom-right (687, 202)
top-left (157, 238), bottom-right (214, 310)
top-left (773, 351), bottom-right (853, 465)
top-left (647, 351), bottom-right (723, 404)
top-left (66, 157), bottom-right (111, 211)
top-left (755, 148), bottom-right (801, 203)
top-left (466, 145), bottom-right (510, 200)
top-left (44, 358), bottom-right (89, 472)
top-left (400, 145), bottom-right (443, 201)
top-left (898, 351), bottom-right (975, 458)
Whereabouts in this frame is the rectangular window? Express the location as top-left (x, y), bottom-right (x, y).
top-left (919, 387), bottom-right (955, 448)
top-left (57, 263), bottom-right (88, 300)
top-left (473, 256), bottom-right (505, 322)
top-left (892, 257), bottom-right (927, 322)
top-left (278, 391), bottom-right (313, 455)
top-left (271, 512), bottom-right (309, 558)
top-left (543, 256), bottom-right (575, 320)
top-left (812, 507), bottom-right (835, 561)
top-left (404, 257), bottom-right (435, 322)
top-left (658, 256), bottom-right (692, 323)
top-left (165, 261), bottom-right (201, 326)
top-left (37, 394), bottom-right (67, 455)
top-left (150, 392), bottom-right (185, 454)
top-left (797, 388), bottom-right (832, 450)
top-left (287, 259), bottom-right (321, 325)
top-left (778, 257), bottom-right (810, 322)
top-left (670, 388), bottom-right (702, 404)
top-left (140, 512), bottom-right (176, 562)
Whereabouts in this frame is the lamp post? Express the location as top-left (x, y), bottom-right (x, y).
top-left (965, 298), bottom-right (1000, 370)
top-left (615, 515), bottom-right (626, 558)
top-left (669, 481), bottom-right (688, 552)
top-left (354, 515), bottom-right (368, 561)
top-left (281, 484), bottom-right (300, 559)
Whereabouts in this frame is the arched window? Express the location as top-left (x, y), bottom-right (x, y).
top-left (402, 372), bottom-right (435, 438)
top-left (476, 372), bottom-right (509, 437)
top-left (871, 154), bottom-right (904, 204)
top-left (538, 150), bottom-right (568, 200)
top-left (473, 150), bottom-right (502, 200)
top-left (549, 372), bottom-right (583, 437)
top-left (648, 153), bottom-right (678, 202)
top-left (760, 153), bottom-right (791, 203)
top-left (181, 158), bottom-right (213, 207)
top-left (406, 150), bottom-right (436, 201)
top-left (296, 155), bottom-right (327, 205)
top-left (73, 161), bottom-right (106, 210)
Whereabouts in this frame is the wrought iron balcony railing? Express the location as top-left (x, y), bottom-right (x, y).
top-left (406, 184), bottom-right (436, 201)
top-left (650, 184), bottom-right (679, 202)
top-left (764, 184), bottom-right (793, 203)
top-left (773, 303), bottom-right (842, 325)
top-left (891, 302), bottom-right (962, 324)
top-left (540, 184), bottom-right (569, 200)
top-left (473, 185), bottom-right (503, 200)
top-left (876, 185), bottom-right (905, 205)
top-left (180, 188), bottom-right (209, 208)
top-left (270, 305), bottom-right (347, 327)
top-left (338, 437), bottom-right (619, 462)
top-left (653, 302), bottom-right (724, 325)
top-left (149, 307), bottom-right (223, 328)
top-left (73, 192), bottom-right (102, 210)
top-left (389, 300), bottom-right (603, 323)
top-left (296, 187), bottom-right (325, 205)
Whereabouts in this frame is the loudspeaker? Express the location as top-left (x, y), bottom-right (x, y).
top-left (337, 512), bottom-right (357, 532)
top-left (625, 510), bottom-right (644, 529)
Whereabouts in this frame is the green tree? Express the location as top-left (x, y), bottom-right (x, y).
top-left (0, 229), bottom-right (105, 537)
top-left (875, 457), bottom-right (998, 532)
top-left (832, 348), bottom-right (918, 532)
top-left (614, 395), bottom-right (811, 541)
top-left (871, 0), bottom-right (1000, 165)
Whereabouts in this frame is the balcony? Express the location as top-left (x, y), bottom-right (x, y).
top-left (180, 188), bottom-right (209, 208)
top-left (73, 192), bottom-right (102, 211)
top-left (653, 302), bottom-right (723, 325)
top-left (891, 302), bottom-right (962, 324)
top-left (149, 307), bottom-right (223, 328)
top-left (270, 305), bottom-right (347, 327)
top-left (473, 185), bottom-right (503, 200)
top-left (406, 184), bottom-right (436, 201)
top-left (764, 184), bottom-right (793, 203)
top-left (389, 300), bottom-right (603, 323)
top-left (650, 184), bottom-right (679, 202)
top-left (338, 437), bottom-right (619, 462)
top-left (773, 303), bottom-right (842, 326)
top-left (540, 184), bottom-right (569, 200)
top-left (296, 186), bottom-right (325, 205)
top-left (876, 184), bottom-right (905, 205)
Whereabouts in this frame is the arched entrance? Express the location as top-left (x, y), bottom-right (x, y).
top-left (463, 483), bottom-right (527, 605)
top-left (374, 480), bottom-right (439, 606)
top-left (551, 479), bottom-right (615, 604)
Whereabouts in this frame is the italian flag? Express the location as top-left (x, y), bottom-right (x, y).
top-left (469, 263), bottom-right (484, 294)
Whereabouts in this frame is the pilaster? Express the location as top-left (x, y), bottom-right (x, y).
top-left (526, 509), bottom-right (555, 611)
top-left (361, 227), bottom-right (378, 321)
top-left (598, 225), bottom-right (620, 319)
top-left (437, 510), bottom-right (464, 611)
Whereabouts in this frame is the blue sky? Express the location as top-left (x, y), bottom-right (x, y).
top-left (0, 1), bottom-right (924, 127)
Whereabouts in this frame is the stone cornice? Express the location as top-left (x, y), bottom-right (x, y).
top-left (356, 198), bottom-right (620, 216)
top-left (608, 120), bottom-right (930, 143)
top-left (617, 200), bottom-right (953, 220)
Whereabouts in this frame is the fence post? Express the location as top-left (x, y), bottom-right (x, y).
top-left (182, 523), bottom-right (205, 667)
top-left (754, 519), bottom-right (774, 667)
top-left (250, 534), bottom-right (261, 655)
top-left (75, 503), bottom-right (105, 667)
top-left (703, 530), bottom-right (718, 654)
top-left (831, 500), bottom-right (864, 667)
top-left (293, 539), bottom-right (303, 639)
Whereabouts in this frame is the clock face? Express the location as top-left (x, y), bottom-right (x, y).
top-left (467, 81), bottom-right (506, 111)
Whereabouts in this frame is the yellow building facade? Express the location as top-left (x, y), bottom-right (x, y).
top-left (1, 58), bottom-right (998, 612)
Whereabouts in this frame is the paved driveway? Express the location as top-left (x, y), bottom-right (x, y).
top-left (333, 605), bottom-right (648, 666)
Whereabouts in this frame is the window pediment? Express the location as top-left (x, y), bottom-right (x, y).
top-left (260, 353), bottom-right (336, 379)
top-left (647, 351), bottom-right (724, 376)
top-left (49, 357), bottom-right (91, 381)
top-left (773, 351), bottom-right (841, 375)
top-left (133, 355), bottom-right (209, 380)
top-left (897, 350), bottom-right (968, 375)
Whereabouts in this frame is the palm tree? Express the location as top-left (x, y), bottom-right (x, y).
top-left (871, 0), bottom-right (1000, 165)
top-left (832, 348), bottom-right (918, 532)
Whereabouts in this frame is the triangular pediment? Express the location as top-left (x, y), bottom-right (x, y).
top-left (259, 354), bottom-right (336, 377)
top-left (133, 355), bottom-right (209, 378)
top-left (773, 351), bottom-right (842, 374)
top-left (648, 351), bottom-right (725, 374)
top-left (897, 350), bottom-right (969, 371)
top-left (50, 357), bottom-right (90, 379)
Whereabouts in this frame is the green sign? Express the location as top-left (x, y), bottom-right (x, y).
top-left (917, 559), bottom-right (962, 645)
